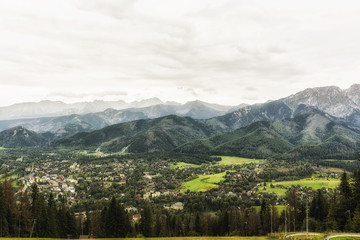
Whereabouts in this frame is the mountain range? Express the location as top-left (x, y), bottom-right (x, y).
top-left (178, 105), bottom-right (360, 159)
top-left (0, 100), bottom-right (239, 137)
top-left (0, 84), bottom-right (359, 159)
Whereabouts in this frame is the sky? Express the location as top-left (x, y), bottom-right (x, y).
top-left (0, 0), bottom-right (359, 107)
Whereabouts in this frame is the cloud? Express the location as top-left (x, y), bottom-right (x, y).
top-left (245, 87), bottom-right (257, 91)
top-left (0, 0), bottom-right (359, 106)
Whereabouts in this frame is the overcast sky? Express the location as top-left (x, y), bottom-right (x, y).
top-left (0, 0), bottom-right (359, 107)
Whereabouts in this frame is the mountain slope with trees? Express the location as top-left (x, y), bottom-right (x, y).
top-left (0, 126), bottom-right (48, 148)
top-left (54, 115), bottom-right (215, 153)
top-left (177, 106), bottom-right (360, 159)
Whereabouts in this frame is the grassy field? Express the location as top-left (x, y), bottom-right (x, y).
top-left (322, 159), bottom-right (358, 162)
top-left (215, 156), bottom-right (265, 166)
top-left (170, 162), bottom-right (200, 169)
top-left (180, 172), bottom-right (227, 192)
top-left (0, 238), bottom-right (268, 240)
top-left (257, 177), bottom-right (340, 196)
top-left (79, 151), bottom-right (105, 156)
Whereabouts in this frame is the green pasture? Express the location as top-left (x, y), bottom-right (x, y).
top-left (78, 151), bottom-right (104, 156)
top-left (258, 186), bottom-right (288, 196)
top-left (258, 178), bottom-right (340, 196)
top-left (274, 178), bottom-right (340, 189)
top-left (322, 159), bottom-right (358, 162)
top-left (215, 156), bottom-right (265, 166)
top-left (180, 172), bottom-right (227, 193)
top-left (170, 162), bottom-right (200, 169)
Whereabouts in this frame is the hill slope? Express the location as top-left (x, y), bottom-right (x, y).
top-left (0, 126), bottom-right (48, 148)
top-left (177, 107), bottom-right (360, 159)
top-left (54, 115), bottom-right (215, 153)
top-left (0, 101), bottom-right (234, 137)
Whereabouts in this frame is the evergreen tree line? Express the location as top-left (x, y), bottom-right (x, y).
top-left (0, 182), bottom-right (78, 238)
top-left (88, 199), bottom-right (280, 237)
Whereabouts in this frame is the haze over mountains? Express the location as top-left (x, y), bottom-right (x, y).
top-left (0, 84), bottom-right (359, 160)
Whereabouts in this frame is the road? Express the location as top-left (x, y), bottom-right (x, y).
top-left (324, 233), bottom-right (360, 240)
top-left (286, 232), bottom-right (321, 238)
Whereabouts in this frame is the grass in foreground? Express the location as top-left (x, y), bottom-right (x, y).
top-left (289, 235), bottom-right (324, 240)
top-left (215, 156), bottom-right (265, 166)
top-left (180, 172), bottom-right (227, 193)
top-left (0, 238), bottom-right (268, 240)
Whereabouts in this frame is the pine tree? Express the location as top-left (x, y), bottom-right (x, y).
top-left (118, 203), bottom-right (130, 237)
top-left (352, 206), bottom-right (360, 232)
top-left (57, 200), bottom-right (68, 238)
top-left (313, 190), bottom-right (327, 221)
top-left (154, 210), bottom-right (163, 237)
top-left (353, 170), bottom-right (360, 207)
top-left (287, 190), bottom-right (299, 232)
top-left (105, 197), bottom-right (118, 237)
top-left (3, 179), bottom-right (17, 236)
top-left (260, 199), bottom-right (271, 234)
top-left (18, 189), bottom-right (32, 237)
top-left (194, 213), bottom-right (201, 235)
top-left (140, 202), bottom-right (153, 237)
top-left (0, 183), bottom-right (9, 237)
top-left (340, 172), bottom-right (352, 199)
top-left (47, 193), bottom-right (58, 237)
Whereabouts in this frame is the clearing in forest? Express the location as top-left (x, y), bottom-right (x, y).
top-left (180, 172), bottom-right (227, 192)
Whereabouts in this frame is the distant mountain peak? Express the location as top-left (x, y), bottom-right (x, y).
top-left (283, 85), bottom-right (358, 118)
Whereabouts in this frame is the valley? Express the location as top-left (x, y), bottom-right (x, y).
top-left (1, 85), bottom-right (360, 238)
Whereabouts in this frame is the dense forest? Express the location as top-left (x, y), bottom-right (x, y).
top-left (1, 168), bottom-right (360, 238)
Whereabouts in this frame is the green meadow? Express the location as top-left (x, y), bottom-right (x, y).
top-left (258, 177), bottom-right (340, 196)
top-left (78, 150), bottom-right (104, 156)
top-left (180, 172), bottom-right (227, 192)
top-left (215, 156), bottom-right (265, 166)
top-left (170, 162), bottom-right (200, 169)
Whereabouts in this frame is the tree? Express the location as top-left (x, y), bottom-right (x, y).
top-left (353, 170), bottom-right (360, 206)
top-left (105, 197), bottom-right (118, 237)
top-left (140, 202), bottom-right (153, 237)
top-left (3, 179), bottom-right (17, 236)
top-left (18, 189), bottom-right (32, 237)
top-left (287, 190), bottom-right (299, 232)
top-left (194, 213), bottom-right (201, 235)
top-left (47, 193), bottom-right (58, 237)
top-left (30, 184), bottom-right (48, 237)
top-left (259, 199), bottom-right (271, 234)
top-left (352, 206), bottom-right (360, 232)
top-left (339, 172), bottom-right (352, 199)
top-left (310, 190), bottom-right (328, 221)
top-left (0, 183), bottom-right (9, 237)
